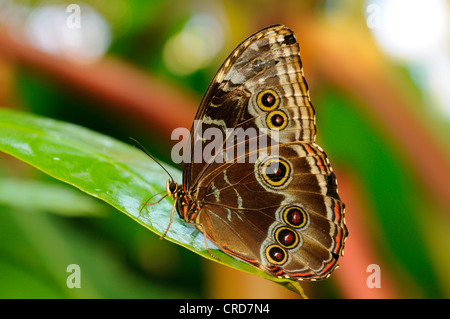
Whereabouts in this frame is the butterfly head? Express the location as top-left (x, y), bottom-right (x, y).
top-left (166, 179), bottom-right (180, 197)
top-left (165, 178), bottom-right (200, 224)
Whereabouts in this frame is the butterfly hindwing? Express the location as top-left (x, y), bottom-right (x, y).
top-left (198, 143), bottom-right (346, 280)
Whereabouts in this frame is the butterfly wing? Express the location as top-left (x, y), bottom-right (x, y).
top-left (183, 25), bottom-right (347, 280)
top-left (183, 24), bottom-right (315, 188)
top-left (198, 143), bottom-right (346, 280)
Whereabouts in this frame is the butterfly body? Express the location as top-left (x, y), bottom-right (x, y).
top-left (163, 25), bottom-right (348, 281)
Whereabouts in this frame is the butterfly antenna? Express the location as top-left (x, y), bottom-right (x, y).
top-left (129, 137), bottom-right (174, 182)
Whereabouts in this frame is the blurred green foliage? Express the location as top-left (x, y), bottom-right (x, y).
top-left (316, 87), bottom-right (443, 297)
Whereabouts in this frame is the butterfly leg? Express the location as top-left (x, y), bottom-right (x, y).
top-left (139, 192), bottom-right (168, 217)
top-left (191, 219), bottom-right (220, 261)
top-left (159, 199), bottom-right (176, 240)
top-left (203, 232), bottom-right (220, 261)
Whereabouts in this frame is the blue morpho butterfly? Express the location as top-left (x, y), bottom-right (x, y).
top-left (135, 25), bottom-right (348, 281)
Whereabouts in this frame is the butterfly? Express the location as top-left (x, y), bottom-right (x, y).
top-left (149, 24), bottom-right (348, 281)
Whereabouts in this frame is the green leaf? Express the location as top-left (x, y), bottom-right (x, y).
top-left (0, 109), bottom-right (305, 296)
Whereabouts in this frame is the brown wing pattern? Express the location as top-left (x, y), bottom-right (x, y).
top-left (183, 25), bottom-right (316, 188)
top-left (198, 143), bottom-right (347, 280)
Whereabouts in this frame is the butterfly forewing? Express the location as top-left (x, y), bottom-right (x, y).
top-left (183, 25), bottom-right (316, 186)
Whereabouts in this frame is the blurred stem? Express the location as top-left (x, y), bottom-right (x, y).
top-left (0, 29), bottom-right (198, 146)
